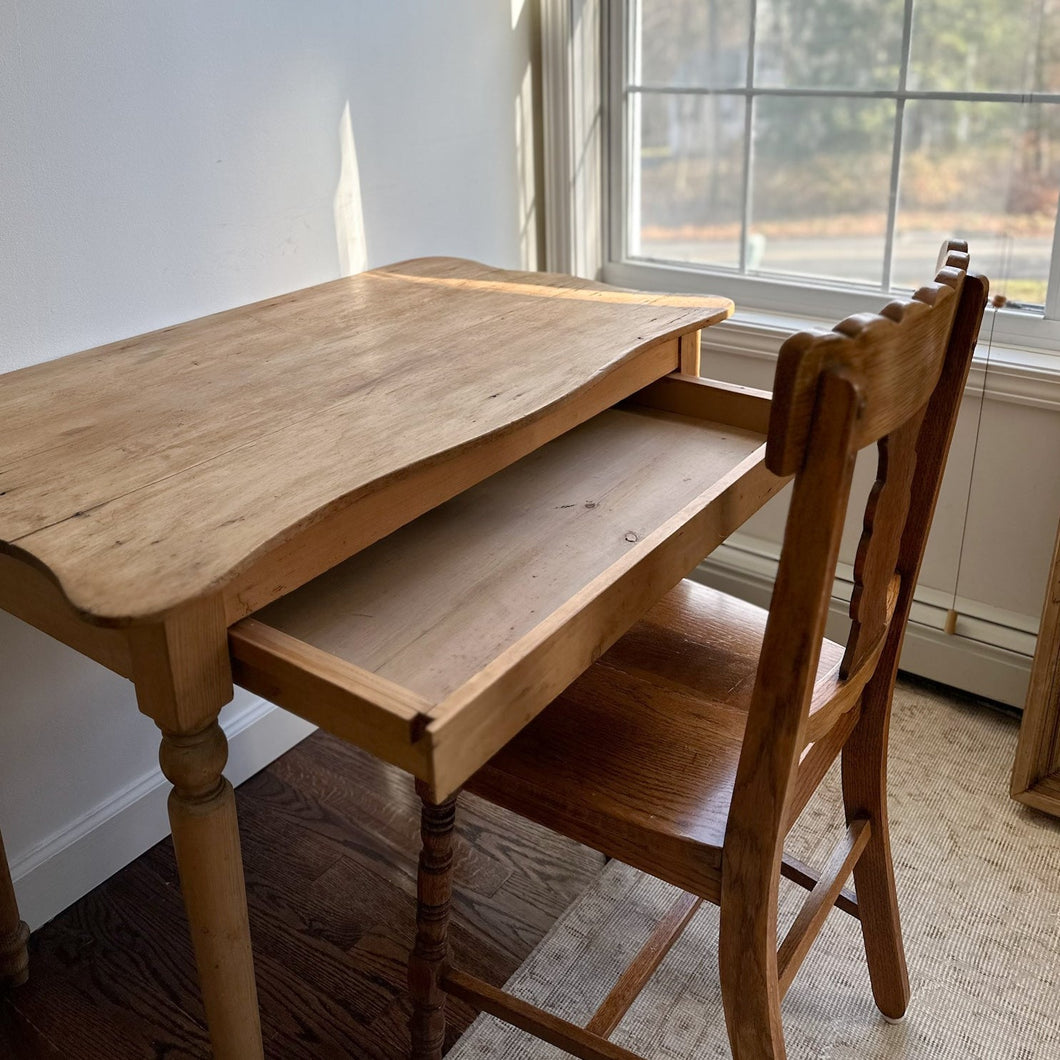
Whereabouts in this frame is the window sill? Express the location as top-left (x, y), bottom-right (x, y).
top-left (709, 311), bottom-right (1060, 412)
top-left (602, 258), bottom-right (1060, 410)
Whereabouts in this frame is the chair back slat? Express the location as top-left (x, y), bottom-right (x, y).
top-left (841, 415), bottom-right (924, 678)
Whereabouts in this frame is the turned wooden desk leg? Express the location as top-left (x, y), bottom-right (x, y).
top-left (159, 721), bottom-right (263, 1060)
top-left (0, 827), bottom-right (29, 989)
top-left (409, 783), bottom-right (457, 1060)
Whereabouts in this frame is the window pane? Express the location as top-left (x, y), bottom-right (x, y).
top-left (755, 0), bottom-right (905, 90)
top-left (895, 101), bottom-right (1060, 304)
top-left (909, 0), bottom-right (1060, 94)
top-left (636, 0), bottom-right (750, 88)
top-left (750, 97), bottom-right (895, 285)
top-left (633, 91), bottom-right (746, 267)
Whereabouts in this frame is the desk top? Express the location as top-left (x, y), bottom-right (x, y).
top-left (0, 258), bottom-right (730, 626)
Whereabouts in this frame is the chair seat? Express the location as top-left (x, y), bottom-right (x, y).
top-left (467, 578), bottom-right (845, 900)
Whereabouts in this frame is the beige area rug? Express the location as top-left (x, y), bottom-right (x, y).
top-left (450, 680), bottom-right (1060, 1059)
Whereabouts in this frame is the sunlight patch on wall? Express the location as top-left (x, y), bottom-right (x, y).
top-left (334, 101), bottom-right (367, 276)
top-left (516, 62), bottom-right (538, 270)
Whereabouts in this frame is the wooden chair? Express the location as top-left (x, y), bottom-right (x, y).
top-left (417, 243), bottom-right (988, 1060)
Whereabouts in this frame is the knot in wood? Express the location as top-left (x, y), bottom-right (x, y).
top-left (158, 721), bottom-right (229, 800)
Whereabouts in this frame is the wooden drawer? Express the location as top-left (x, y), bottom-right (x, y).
top-left (229, 375), bottom-right (782, 798)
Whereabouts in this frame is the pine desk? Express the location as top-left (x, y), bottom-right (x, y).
top-left (0, 258), bottom-right (783, 1057)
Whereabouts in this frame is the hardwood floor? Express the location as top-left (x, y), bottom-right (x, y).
top-left (0, 732), bottom-right (604, 1058)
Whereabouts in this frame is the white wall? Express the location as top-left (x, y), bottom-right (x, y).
top-left (0, 0), bottom-right (542, 927)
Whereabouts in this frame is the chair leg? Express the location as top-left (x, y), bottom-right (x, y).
top-left (718, 878), bottom-right (786, 1060)
top-left (841, 717), bottom-right (910, 1021)
top-left (408, 783), bottom-right (457, 1060)
top-left (0, 827), bottom-right (29, 990)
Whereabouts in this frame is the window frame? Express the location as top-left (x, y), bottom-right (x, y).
top-left (600, 0), bottom-right (1060, 356)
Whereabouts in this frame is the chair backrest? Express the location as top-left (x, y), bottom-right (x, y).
top-left (728, 241), bottom-right (988, 861)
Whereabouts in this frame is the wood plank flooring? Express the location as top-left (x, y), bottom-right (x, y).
top-left (0, 732), bottom-right (604, 1058)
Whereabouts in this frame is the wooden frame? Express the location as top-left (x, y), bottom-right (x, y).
top-left (1011, 517), bottom-right (1060, 816)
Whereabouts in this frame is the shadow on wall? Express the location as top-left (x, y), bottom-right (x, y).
top-left (334, 101), bottom-right (368, 277)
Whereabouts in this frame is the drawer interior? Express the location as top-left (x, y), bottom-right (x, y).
top-left (230, 377), bottom-right (778, 794)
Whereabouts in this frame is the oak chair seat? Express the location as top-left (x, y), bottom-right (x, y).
top-left (468, 578), bottom-right (848, 900)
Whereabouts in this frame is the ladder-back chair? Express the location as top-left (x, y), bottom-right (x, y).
top-left (426, 243), bottom-right (988, 1060)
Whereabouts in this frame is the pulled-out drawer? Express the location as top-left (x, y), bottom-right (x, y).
top-left (229, 375), bottom-right (782, 798)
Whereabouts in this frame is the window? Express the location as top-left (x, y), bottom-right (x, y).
top-left (605, 0), bottom-right (1060, 349)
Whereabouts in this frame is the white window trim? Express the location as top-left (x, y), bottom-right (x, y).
top-left (542, 0), bottom-right (1060, 392)
top-left (541, 0), bottom-right (575, 273)
top-left (540, 0), bottom-right (606, 277)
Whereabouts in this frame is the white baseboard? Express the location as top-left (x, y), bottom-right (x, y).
top-left (12, 699), bottom-right (315, 930)
top-left (695, 538), bottom-right (1033, 710)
